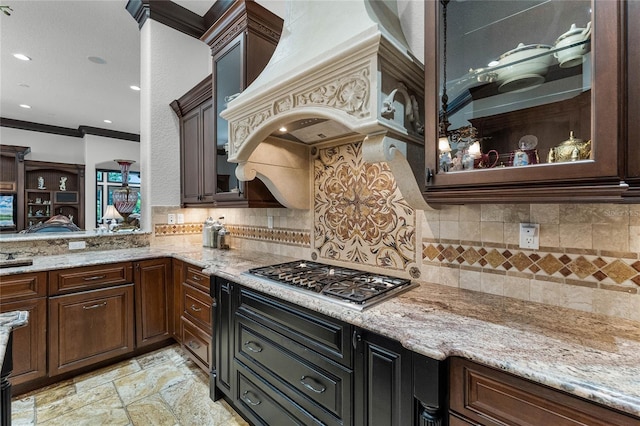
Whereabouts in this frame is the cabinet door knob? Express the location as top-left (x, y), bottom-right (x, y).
top-left (300, 375), bottom-right (326, 394)
top-left (83, 301), bottom-right (107, 310)
top-left (243, 341), bottom-right (263, 353)
top-left (187, 340), bottom-right (200, 350)
top-left (241, 390), bottom-right (261, 406)
top-left (190, 304), bottom-right (202, 312)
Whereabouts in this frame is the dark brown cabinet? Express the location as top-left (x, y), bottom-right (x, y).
top-left (0, 145), bottom-right (29, 232)
top-left (48, 284), bottom-right (135, 376)
top-left (625, 0), bottom-right (640, 201)
top-left (24, 160), bottom-right (84, 230)
top-left (134, 258), bottom-right (171, 348)
top-left (0, 272), bottom-right (47, 387)
top-left (449, 357), bottom-right (640, 426)
top-left (197, 0), bottom-right (283, 208)
top-left (179, 262), bottom-right (213, 372)
top-left (170, 77), bottom-right (217, 206)
top-left (423, 1), bottom-right (630, 204)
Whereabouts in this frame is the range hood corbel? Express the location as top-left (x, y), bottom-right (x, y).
top-left (221, 0), bottom-right (435, 211)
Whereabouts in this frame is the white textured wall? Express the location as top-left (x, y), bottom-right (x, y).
top-left (84, 135), bottom-right (140, 228)
top-left (139, 19), bottom-right (211, 230)
top-left (1, 127), bottom-right (84, 164)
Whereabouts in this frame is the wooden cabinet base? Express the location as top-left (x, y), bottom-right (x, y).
top-left (181, 318), bottom-right (212, 372)
top-left (449, 357), bottom-right (640, 426)
top-left (48, 284), bottom-right (135, 377)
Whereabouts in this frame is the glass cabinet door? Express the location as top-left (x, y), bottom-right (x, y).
top-left (214, 38), bottom-right (243, 198)
top-left (424, 1), bottom-right (624, 203)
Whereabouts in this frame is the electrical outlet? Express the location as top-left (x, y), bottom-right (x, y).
top-left (519, 223), bottom-right (540, 250)
top-left (177, 213), bottom-right (185, 224)
top-left (69, 241), bottom-right (86, 250)
top-left (167, 214), bottom-right (176, 224)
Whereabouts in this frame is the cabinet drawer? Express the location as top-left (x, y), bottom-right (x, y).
top-left (49, 284), bottom-right (135, 376)
top-left (236, 319), bottom-right (350, 423)
top-left (184, 265), bottom-right (210, 293)
top-left (49, 262), bottom-right (133, 295)
top-left (181, 282), bottom-right (213, 330)
top-left (181, 317), bottom-right (212, 371)
top-left (237, 287), bottom-right (352, 367)
top-left (237, 364), bottom-right (321, 426)
top-left (450, 357), bottom-right (640, 426)
top-left (0, 272), bottom-right (47, 301)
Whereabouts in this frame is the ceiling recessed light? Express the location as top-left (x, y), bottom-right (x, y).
top-left (279, 127), bottom-right (287, 132)
top-left (13, 53), bottom-right (31, 61)
top-left (103, 119), bottom-right (112, 124)
top-left (130, 85), bottom-right (141, 91)
top-left (88, 56), bottom-right (107, 64)
top-left (487, 60), bottom-right (499, 67)
top-left (19, 104), bottom-right (31, 109)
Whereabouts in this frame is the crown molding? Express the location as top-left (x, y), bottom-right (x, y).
top-left (125, 0), bottom-right (234, 39)
top-left (0, 118), bottom-right (140, 142)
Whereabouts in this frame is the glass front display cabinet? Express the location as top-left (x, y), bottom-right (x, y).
top-left (423, 0), bottom-right (627, 204)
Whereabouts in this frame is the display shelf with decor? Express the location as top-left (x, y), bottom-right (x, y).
top-left (0, 145), bottom-right (30, 231)
top-left (24, 160), bottom-right (84, 231)
top-left (423, 0), bottom-right (629, 204)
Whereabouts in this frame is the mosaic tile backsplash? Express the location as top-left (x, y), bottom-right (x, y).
top-left (150, 147), bottom-right (640, 321)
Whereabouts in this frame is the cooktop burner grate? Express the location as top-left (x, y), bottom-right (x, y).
top-left (248, 260), bottom-right (415, 308)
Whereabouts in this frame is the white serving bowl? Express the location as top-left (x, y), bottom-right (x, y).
top-left (495, 43), bottom-right (553, 93)
top-left (553, 22), bottom-right (591, 68)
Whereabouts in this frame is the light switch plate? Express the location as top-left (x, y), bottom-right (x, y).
top-left (519, 223), bottom-right (540, 250)
top-left (167, 214), bottom-right (176, 224)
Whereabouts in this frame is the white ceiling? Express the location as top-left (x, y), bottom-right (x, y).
top-left (1, 0), bottom-right (142, 135)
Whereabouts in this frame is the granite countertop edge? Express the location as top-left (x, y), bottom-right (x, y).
top-left (1, 247), bottom-right (639, 418)
top-left (0, 311), bottom-right (29, 372)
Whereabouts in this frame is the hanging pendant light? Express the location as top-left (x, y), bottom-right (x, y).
top-left (112, 159), bottom-right (139, 230)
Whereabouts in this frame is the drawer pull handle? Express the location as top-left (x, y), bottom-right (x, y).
top-left (300, 376), bottom-right (326, 394)
top-left (244, 341), bottom-right (263, 353)
top-left (83, 302), bottom-right (107, 310)
top-left (241, 390), bottom-right (261, 406)
top-left (192, 275), bottom-right (201, 281)
top-left (187, 340), bottom-right (200, 350)
top-left (190, 304), bottom-right (202, 312)
top-left (83, 275), bottom-right (106, 281)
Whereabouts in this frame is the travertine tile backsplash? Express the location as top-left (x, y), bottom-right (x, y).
top-left (152, 143), bottom-right (640, 321)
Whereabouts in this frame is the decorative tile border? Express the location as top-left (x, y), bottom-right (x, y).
top-left (423, 239), bottom-right (640, 290)
top-left (154, 223), bottom-right (311, 247)
top-left (154, 223), bottom-right (202, 235)
top-left (227, 225), bottom-right (311, 247)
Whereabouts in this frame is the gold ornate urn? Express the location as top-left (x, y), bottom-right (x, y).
top-left (547, 131), bottom-right (591, 163)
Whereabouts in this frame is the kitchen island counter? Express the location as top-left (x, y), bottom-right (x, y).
top-left (1, 247), bottom-right (639, 418)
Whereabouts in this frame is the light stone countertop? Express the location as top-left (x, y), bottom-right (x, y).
top-left (1, 246), bottom-right (639, 418)
top-left (0, 311), bottom-right (29, 372)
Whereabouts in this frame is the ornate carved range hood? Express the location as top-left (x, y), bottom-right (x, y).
top-left (221, 0), bottom-right (429, 210)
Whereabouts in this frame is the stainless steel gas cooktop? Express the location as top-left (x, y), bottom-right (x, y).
top-left (247, 260), bottom-right (417, 310)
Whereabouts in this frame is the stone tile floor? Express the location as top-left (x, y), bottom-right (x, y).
top-left (11, 344), bottom-right (249, 425)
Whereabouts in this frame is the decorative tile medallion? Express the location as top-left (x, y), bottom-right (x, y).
top-left (423, 239), bottom-right (640, 291)
top-left (314, 142), bottom-right (416, 270)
